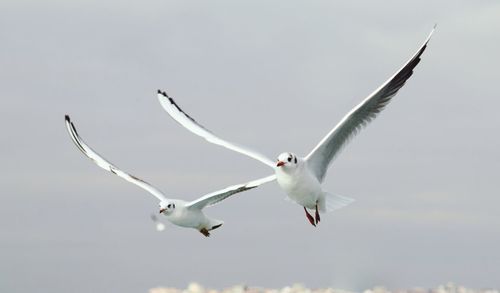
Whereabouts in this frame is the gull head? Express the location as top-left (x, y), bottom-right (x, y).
top-left (159, 201), bottom-right (176, 215)
top-left (276, 152), bottom-right (298, 169)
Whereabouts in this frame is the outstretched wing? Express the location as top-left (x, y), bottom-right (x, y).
top-left (157, 90), bottom-right (275, 168)
top-left (185, 174), bottom-right (276, 210)
top-left (306, 27), bottom-right (435, 182)
top-left (65, 115), bottom-right (168, 202)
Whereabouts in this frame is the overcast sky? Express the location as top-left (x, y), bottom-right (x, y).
top-left (1, 1), bottom-right (499, 293)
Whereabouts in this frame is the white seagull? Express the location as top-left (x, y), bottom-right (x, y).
top-left (157, 27), bottom-right (435, 227)
top-left (65, 115), bottom-right (274, 237)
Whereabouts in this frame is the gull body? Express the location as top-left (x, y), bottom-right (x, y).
top-left (159, 199), bottom-right (222, 231)
top-left (64, 115), bottom-right (274, 236)
top-left (275, 156), bottom-right (322, 210)
top-left (157, 27), bottom-right (436, 226)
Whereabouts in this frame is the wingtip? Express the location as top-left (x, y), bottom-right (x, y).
top-left (419, 25), bottom-right (436, 48)
top-left (427, 24), bottom-right (437, 40)
top-left (65, 114), bottom-right (70, 122)
top-left (157, 89), bottom-right (168, 98)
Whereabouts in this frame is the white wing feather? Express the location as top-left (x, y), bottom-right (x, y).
top-left (306, 27), bottom-right (436, 182)
top-left (65, 115), bottom-right (169, 202)
top-left (157, 90), bottom-right (275, 168)
top-left (186, 174), bottom-right (276, 210)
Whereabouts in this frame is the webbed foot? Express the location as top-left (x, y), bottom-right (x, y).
top-left (199, 228), bottom-right (210, 237)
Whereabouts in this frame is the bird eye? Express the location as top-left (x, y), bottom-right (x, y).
top-left (167, 204), bottom-right (171, 208)
top-left (288, 157), bottom-right (292, 162)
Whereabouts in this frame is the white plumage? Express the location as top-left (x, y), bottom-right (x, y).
top-left (158, 27), bottom-right (435, 226)
top-left (64, 115), bottom-right (274, 236)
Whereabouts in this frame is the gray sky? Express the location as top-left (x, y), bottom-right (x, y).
top-left (1, 1), bottom-right (499, 292)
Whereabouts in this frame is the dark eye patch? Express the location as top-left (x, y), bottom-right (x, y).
top-left (294, 157), bottom-right (297, 164)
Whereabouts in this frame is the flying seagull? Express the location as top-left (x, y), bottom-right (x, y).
top-left (64, 115), bottom-right (274, 237)
top-left (157, 27), bottom-right (435, 227)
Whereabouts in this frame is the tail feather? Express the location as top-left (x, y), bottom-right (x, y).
top-left (320, 192), bottom-right (355, 212)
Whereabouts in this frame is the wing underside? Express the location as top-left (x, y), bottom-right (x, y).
top-left (306, 27), bottom-right (435, 182)
top-left (186, 174), bottom-right (276, 210)
top-left (158, 90), bottom-right (276, 168)
top-left (65, 115), bottom-right (169, 202)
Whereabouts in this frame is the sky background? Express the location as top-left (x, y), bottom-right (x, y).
top-left (1, 1), bottom-right (499, 293)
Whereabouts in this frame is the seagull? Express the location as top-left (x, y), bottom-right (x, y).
top-left (157, 27), bottom-right (435, 227)
top-left (64, 115), bottom-right (274, 237)
top-left (150, 214), bottom-right (166, 231)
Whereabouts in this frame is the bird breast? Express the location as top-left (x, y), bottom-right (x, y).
top-left (167, 208), bottom-right (207, 229)
top-left (276, 165), bottom-right (323, 207)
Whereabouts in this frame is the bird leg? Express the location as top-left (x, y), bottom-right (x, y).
top-left (304, 207), bottom-right (316, 227)
top-left (315, 202), bottom-right (321, 225)
top-left (199, 228), bottom-right (210, 237)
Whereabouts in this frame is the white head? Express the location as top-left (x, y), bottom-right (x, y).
top-left (276, 152), bottom-right (299, 169)
top-left (159, 201), bottom-right (176, 215)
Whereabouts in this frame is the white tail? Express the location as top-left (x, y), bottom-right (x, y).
top-left (320, 192), bottom-right (355, 212)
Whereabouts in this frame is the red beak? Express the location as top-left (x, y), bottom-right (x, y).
top-left (276, 161), bottom-right (285, 167)
top-left (159, 208), bottom-right (166, 214)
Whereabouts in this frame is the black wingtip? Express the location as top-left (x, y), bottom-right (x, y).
top-left (158, 89), bottom-right (168, 97)
top-left (65, 114), bottom-right (70, 122)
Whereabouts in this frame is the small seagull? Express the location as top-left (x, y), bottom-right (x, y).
top-left (64, 115), bottom-right (274, 237)
top-left (157, 27), bottom-right (435, 227)
top-left (150, 214), bottom-right (166, 232)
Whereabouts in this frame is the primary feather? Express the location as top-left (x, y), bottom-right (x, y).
top-left (305, 27), bottom-right (435, 182)
top-left (158, 90), bottom-right (276, 168)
